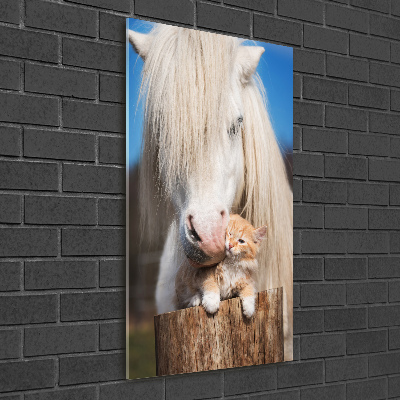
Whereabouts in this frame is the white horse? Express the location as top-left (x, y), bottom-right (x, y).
top-left (129, 24), bottom-right (293, 361)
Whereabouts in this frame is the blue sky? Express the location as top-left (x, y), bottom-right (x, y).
top-left (126, 18), bottom-right (293, 167)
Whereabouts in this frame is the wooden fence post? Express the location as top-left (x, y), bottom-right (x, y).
top-left (154, 287), bottom-right (283, 376)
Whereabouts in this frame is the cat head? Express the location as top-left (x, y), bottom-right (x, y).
top-left (225, 214), bottom-right (267, 260)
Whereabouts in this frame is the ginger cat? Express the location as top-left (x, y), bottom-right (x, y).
top-left (176, 214), bottom-right (267, 318)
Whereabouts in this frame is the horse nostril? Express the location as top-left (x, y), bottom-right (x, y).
top-left (187, 215), bottom-right (202, 242)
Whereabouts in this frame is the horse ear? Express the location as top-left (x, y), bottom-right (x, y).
top-left (128, 30), bottom-right (152, 60)
top-left (253, 225), bottom-right (267, 243)
top-left (236, 46), bottom-right (265, 85)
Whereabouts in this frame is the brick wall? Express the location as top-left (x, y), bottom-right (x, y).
top-left (0, 0), bottom-right (399, 399)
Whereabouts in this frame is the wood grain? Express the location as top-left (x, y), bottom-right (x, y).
top-left (154, 288), bottom-right (283, 376)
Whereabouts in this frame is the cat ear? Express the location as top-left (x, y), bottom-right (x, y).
top-left (253, 225), bottom-right (267, 243)
top-left (235, 46), bottom-right (265, 85)
top-left (128, 30), bottom-right (152, 60)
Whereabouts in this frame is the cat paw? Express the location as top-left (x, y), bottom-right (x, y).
top-left (188, 293), bottom-right (201, 307)
top-left (242, 296), bottom-right (255, 318)
top-left (202, 292), bottom-right (220, 314)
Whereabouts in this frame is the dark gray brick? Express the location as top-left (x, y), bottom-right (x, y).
top-left (370, 209), bottom-right (400, 230)
top-left (0, 194), bottom-right (21, 224)
top-left (303, 128), bottom-right (347, 154)
top-left (293, 101), bottom-right (323, 126)
top-left (293, 74), bottom-right (301, 98)
top-left (62, 228), bottom-right (125, 256)
top-left (293, 153), bottom-right (323, 177)
top-left (327, 54), bottom-right (368, 82)
top-left (278, 0), bottom-right (323, 23)
top-left (391, 138), bottom-right (400, 158)
top-left (63, 38), bottom-right (124, 73)
top-left (0, 228), bottom-right (58, 257)
top-left (392, 42), bottom-right (400, 64)
top-left (391, 184), bottom-right (400, 204)
top-left (301, 384), bottom-right (345, 400)
top-left (370, 62), bottom-right (400, 87)
top-left (100, 322), bottom-right (124, 350)
top-left (293, 178), bottom-right (302, 202)
top-left (0, 294), bottom-right (57, 325)
top-left (350, 34), bottom-right (390, 61)
top-left (347, 377), bottom-right (387, 400)
top-left (0, 359), bottom-right (55, 392)
top-left (325, 206), bottom-right (367, 230)
top-left (392, 90), bottom-right (400, 111)
top-left (0, 126), bottom-right (21, 156)
top-left (63, 164), bottom-right (124, 194)
top-left (350, 0), bottom-right (389, 12)
top-left (347, 330), bottom-right (387, 355)
top-left (24, 129), bottom-right (95, 162)
top-left (325, 356), bottom-right (367, 382)
top-left (25, 260), bottom-right (97, 290)
top-left (100, 379), bottom-right (164, 400)
top-left (325, 257), bottom-right (367, 280)
top-left (293, 257), bottom-right (324, 281)
top-left (65, 0), bottom-right (130, 12)
top-left (393, 0), bottom-right (400, 16)
top-left (60, 353), bottom-right (124, 385)
top-left (369, 352), bottom-right (400, 377)
top-left (370, 111), bottom-right (400, 135)
top-left (252, 390), bottom-right (299, 400)
top-left (25, 195), bottom-right (96, 225)
top-left (349, 84), bottom-right (389, 110)
top-left (303, 76), bottom-right (348, 105)
top-left (277, 361), bottom-right (323, 388)
top-left (0, 92), bottom-right (58, 126)
top-left (100, 13), bottom-right (125, 43)
top-left (348, 232), bottom-right (389, 253)
top-left (389, 327), bottom-right (400, 350)
top-left (26, 0), bottom-right (96, 37)
top-left (303, 180), bottom-right (347, 204)
top-left (325, 307), bottom-right (367, 331)
top-left (99, 136), bottom-right (125, 164)
top-left (326, 3), bottom-right (368, 32)
top-left (293, 49), bottom-right (324, 75)
top-left (61, 291), bottom-right (125, 321)
top-left (293, 126), bottom-right (301, 150)
top-left (25, 387), bottom-right (97, 400)
top-left (369, 304), bottom-right (400, 327)
top-left (99, 199), bottom-right (125, 226)
top-left (254, 14), bottom-right (302, 46)
top-left (0, 329), bottom-right (20, 359)
top-left (25, 63), bottom-right (96, 99)
top-left (100, 259), bottom-right (124, 287)
top-left (304, 25), bottom-right (348, 54)
top-left (136, 0), bottom-right (193, 25)
top-left (325, 155), bottom-right (367, 180)
top-left (348, 182), bottom-right (388, 205)
top-left (302, 231), bottom-right (346, 254)
top-left (370, 159), bottom-right (400, 182)
top-left (0, 59), bottom-right (20, 90)
top-left (389, 281), bottom-right (400, 302)
top-left (100, 74), bottom-right (125, 103)
top-left (0, 0), bottom-right (20, 23)
top-left (224, 364), bottom-right (276, 395)
top-left (293, 205), bottom-right (323, 228)
top-left (349, 133), bottom-right (389, 157)
top-left (301, 283), bottom-right (346, 307)
top-left (197, 2), bottom-right (250, 36)
top-left (166, 371), bottom-right (223, 400)
top-left (293, 310), bottom-right (324, 334)
top-left (224, 0), bottom-right (275, 13)
top-left (389, 375), bottom-right (400, 398)
top-left (25, 324), bottom-right (97, 356)
top-left (371, 14), bottom-right (400, 40)
top-left (294, 230), bottom-right (300, 255)
top-left (392, 232), bottom-right (400, 253)
top-left (0, 262), bottom-right (21, 291)
top-left (301, 333), bottom-right (345, 359)
top-left (347, 281), bottom-right (387, 304)
top-left (63, 100), bottom-right (124, 133)
top-left (0, 26), bottom-right (58, 62)
top-left (369, 257), bottom-right (400, 278)
top-left (325, 105), bottom-right (367, 131)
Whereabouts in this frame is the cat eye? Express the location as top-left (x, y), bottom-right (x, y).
top-left (238, 239), bottom-right (245, 244)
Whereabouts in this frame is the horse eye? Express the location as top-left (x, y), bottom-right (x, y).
top-left (228, 116), bottom-right (243, 137)
top-left (238, 239), bottom-right (245, 244)
top-left (237, 116), bottom-right (243, 125)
